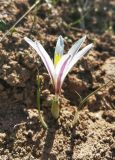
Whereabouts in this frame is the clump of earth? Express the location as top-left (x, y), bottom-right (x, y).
top-left (0, 0), bottom-right (114, 159)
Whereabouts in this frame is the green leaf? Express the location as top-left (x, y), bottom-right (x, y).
top-left (73, 80), bottom-right (111, 126)
top-left (0, 20), bottom-right (6, 31)
top-left (79, 81), bottom-right (111, 108)
top-left (36, 75), bottom-right (48, 129)
top-left (75, 90), bottom-right (82, 103)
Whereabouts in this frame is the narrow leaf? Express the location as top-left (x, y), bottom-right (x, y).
top-left (75, 91), bottom-right (82, 102)
top-left (79, 80), bottom-right (111, 108)
top-left (36, 75), bottom-right (48, 129)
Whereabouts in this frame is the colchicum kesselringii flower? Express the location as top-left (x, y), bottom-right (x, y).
top-left (24, 35), bottom-right (93, 119)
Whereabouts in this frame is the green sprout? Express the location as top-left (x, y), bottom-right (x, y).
top-left (73, 80), bottom-right (111, 125)
top-left (36, 75), bottom-right (48, 129)
top-left (0, 20), bottom-right (6, 31)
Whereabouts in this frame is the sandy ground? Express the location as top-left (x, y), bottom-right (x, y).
top-left (0, 0), bottom-right (115, 159)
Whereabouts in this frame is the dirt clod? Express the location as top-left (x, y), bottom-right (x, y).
top-left (0, 0), bottom-right (114, 159)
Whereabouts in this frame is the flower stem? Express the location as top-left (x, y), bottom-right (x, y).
top-left (51, 96), bottom-right (60, 119)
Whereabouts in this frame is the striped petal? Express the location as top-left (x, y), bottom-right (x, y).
top-left (67, 35), bottom-right (86, 60)
top-left (59, 35), bottom-right (86, 75)
top-left (54, 53), bottom-right (71, 94)
top-left (54, 35), bottom-right (64, 66)
top-left (60, 43), bottom-right (93, 88)
top-left (24, 37), bottom-right (55, 84)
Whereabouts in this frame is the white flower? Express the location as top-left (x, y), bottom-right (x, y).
top-left (24, 35), bottom-right (93, 95)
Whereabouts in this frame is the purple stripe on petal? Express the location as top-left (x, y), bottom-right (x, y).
top-left (35, 42), bottom-right (55, 85)
top-left (55, 55), bottom-right (71, 94)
